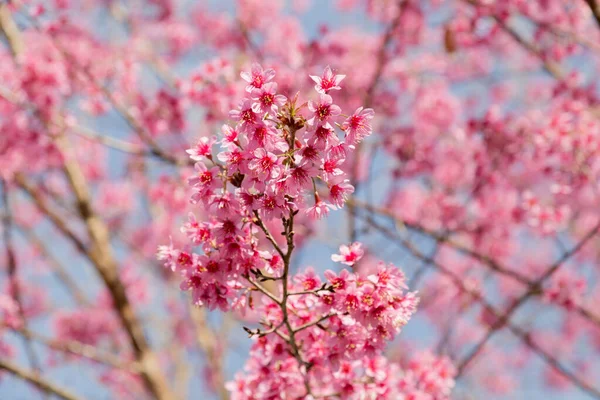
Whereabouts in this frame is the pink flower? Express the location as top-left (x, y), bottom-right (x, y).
top-left (310, 66), bottom-right (346, 94)
top-left (188, 163), bottom-right (221, 202)
top-left (157, 239), bottom-right (179, 271)
top-left (331, 242), bottom-right (364, 266)
top-left (181, 213), bottom-right (213, 245)
top-left (306, 200), bottom-right (333, 220)
top-left (251, 82), bottom-right (286, 114)
top-left (324, 269), bottom-right (353, 291)
top-left (283, 163), bottom-right (316, 194)
top-left (259, 192), bottom-right (287, 220)
top-left (307, 94), bottom-right (341, 126)
top-left (342, 107), bottom-right (375, 146)
top-left (217, 147), bottom-right (246, 174)
top-left (294, 267), bottom-right (322, 291)
top-left (220, 124), bottom-right (242, 146)
top-left (248, 148), bottom-right (281, 180)
top-left (186, 136), bottom-right (217, 161)
top-left (240, 62), bottom-right (276, 92)
top-left (309, 122), bottom-right (339, 150)
top-left (229, 99), bottom-right (258, 131)
top-left (543, 270), bottom-right (586, 310)
top-left (247, 121), bottom-right (288, 152)
top-left (321, 156), bottom-right (345, 183)
top-left (329, 179), bottom-right (354, 208)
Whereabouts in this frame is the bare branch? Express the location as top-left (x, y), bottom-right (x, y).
top-left (353, 210), bottom-right (600, 399)
top-left (0, 358), bottom-right (81, 400)
top-left (583, 0), bottom-right (600, 30)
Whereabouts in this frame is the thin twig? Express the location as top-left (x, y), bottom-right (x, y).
top-left (354, 210), bottom-right (600, 399)
top-left (349, 0), bottom-right (408, 242)
top-left (3, 323), bottom-right (141, 372)
top-left (1, 179), bottom-right (44, 388)
top-left (0, 358), bottom-right (81, 400)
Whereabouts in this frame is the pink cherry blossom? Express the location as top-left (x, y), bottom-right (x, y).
top-left (307, 94), bottom-right (342, 126)
top-left (310, 65), bottom-right (346, 94)
top-left (343, 107), bottom-right (375, 146)
top-left (240, 62), bottom-right (276, 92)
top-left (331, 242), bottom-right (364, 266)
top-left (186, 135), bottom-right (217, 161)
top-left (250, 82), bottom-right (287, 114)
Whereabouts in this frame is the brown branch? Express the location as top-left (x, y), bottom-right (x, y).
top-left (1, 180), bottom-right (44, 385)
top-left (464, 0), bottom-right (564, 79)
top-left (349, 199), bottom-right (532, 285)
top-left (354, 210), bottom-right (600, 399)
top-left (293, 313), bottom-right (336, 334)
top-left (3, 323), bottom-right (140, 372)
top-left (455, 219), bottom-right (600, 375)
top-left (348, 0), bottom-right (408, 242)
top-left (190, 307), bottom-right (229, 400)
top-left (584, 0), bottom-right (600, 30)
top-left (253, 210), bottom-right (286, 260)
top-left (250, 203), bottom-right (314, 395)
top-left (17, 226), bottom-right (91, 306)
top-left (0, 9), bottom-right (176, 397)
top-left (55, 135), bottom-right (176, 400)
top-left (0, 3), bottom-right (23, 57)
top-left (0, 358), bottom-right (81, 400)
top-left (15, 174), bottom-right (88, 256)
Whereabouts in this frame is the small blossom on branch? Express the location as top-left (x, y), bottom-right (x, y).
top-left (331, 242), bottom-right (364, 266)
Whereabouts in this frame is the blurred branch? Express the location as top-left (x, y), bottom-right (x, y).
top-left (3, 323), bottom-right (141, 372)
top-left (190, 307), bottom-right (229, 400)
top-left (464, 0), bottom-right (565, 79)
top-left (0, 83), bottom-right (174, 160)
top-left (349, 198), bottom-right (532, 285)
top-left (493, 16), bottom-right (564, 79)
top-left (0, 3), bottom-right (23, 57)
top-left (455, 219), bottom-right (600, 375)
top-left (351, 199), bottom-right (600, 359)
top-left (583, 0), bottom-right (600, 29)
top-left (238, 19), bottom-right (263, 61)
top-left (7, 9), bottom-right (189, 167)
top-left (55, 134), bottom-right (176, 400)
top-left (0, 358), bottom-right (81, 400)
top-left (1, 179), bottom-right (44, 386)
top-left (349, 0), bottom-right (407, 242)
top-left (16, 175), bottom-right (88, 255)
top-left (353, 209), bottom-right (600, 399)
top-left (68, 123), bottom-right (147, 155)
top-left (17, 226), bottom-right (91, 307)
top-left (0, 9), bottom-right (177, 400)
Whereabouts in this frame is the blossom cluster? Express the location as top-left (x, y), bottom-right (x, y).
top-left (229, 350), bottom-right (455, 400)
top-left (158, 63), bottom-right (374, 311)
top-left (158, 64), bottom-right (439, 398)
top-left (227, 262), bottom-right (423, 399)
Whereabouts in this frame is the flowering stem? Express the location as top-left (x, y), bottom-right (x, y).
top-left (293, 313), bottom-right (337, 334)
top-left (254, 208), bottom-right (316, 396)
top-left (252, 210), bottom-right (286, 260)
